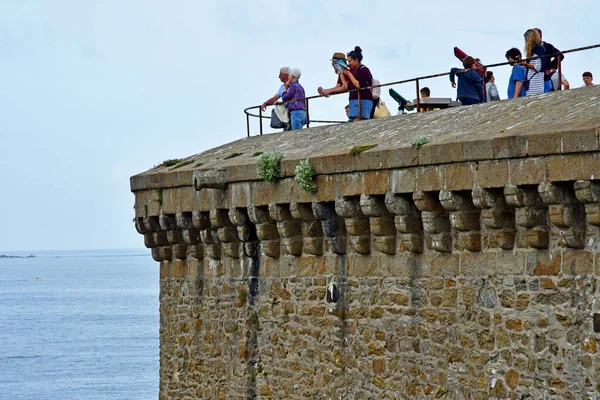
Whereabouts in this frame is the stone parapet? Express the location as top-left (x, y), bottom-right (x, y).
top-left (132, 87), bottom-right (600, 399)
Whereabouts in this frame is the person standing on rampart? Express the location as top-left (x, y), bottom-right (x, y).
top-left (281, 68), bottom-right (307, 131)
top-left (343, 46), bottom-right (373, 121)
top-left (449, 56), bottom-right (483, 105)
top-left (505, 48), bottom-right (527, 99)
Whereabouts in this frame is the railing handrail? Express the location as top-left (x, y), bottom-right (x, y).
top-left (244, 43), bottom-right (600, 136)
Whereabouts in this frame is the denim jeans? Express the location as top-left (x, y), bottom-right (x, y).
top-left (290, 109), bottom-right (307, 130)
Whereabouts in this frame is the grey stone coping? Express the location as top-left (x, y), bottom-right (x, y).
top-left (131, 86), bottom-right (600, 192)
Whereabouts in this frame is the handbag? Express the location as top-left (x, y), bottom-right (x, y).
top-left (270, 103), bottom-right (289, 129)
top-left (373, 100), bottom-right (391, 118)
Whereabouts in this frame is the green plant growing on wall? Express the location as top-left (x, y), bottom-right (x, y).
top-left (349, 144), bottom-right (377, 155)
top-left (237, 288), bottom-right (249, 307)
top-left (172, 159), bottom-right (193, 169)
top-left (294, 159), bottom-right (317, 193)
top-left (194, 162), bottom-right (204, 168)
top-left (410, 136), bottom-right (430, 148)
top-left (252, 152), bottom-right (263, 157)
top-left (224, 152), bottom-right (243, 160)
top-left (157, 158), bottom-right (182, 168)
top-left (155, 188), bottom-right (163, 206)
top-left (256, 151), bottom-right (283, 182)
top-left (250, 311), bottom-right (260, 329)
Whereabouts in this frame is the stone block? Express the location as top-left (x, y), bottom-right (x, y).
top-left (445, 163), bottom-right (474, 190)
top-left (379, 253), bottom-right (411, 277)
top-left (388, 146), bottom-right (419, 168)
top-left (250, 181), bottom-right (273, 206)
top-left (493, 135), bottom-right (527, 159)
top-left (581, 153), bottom-right (600, 180)
top-left (496, 251), bottom-right (526, 274)
top-left (546, 155), bottom-right (584, 182)
top-left (363, 171), bottom-right (390, 195)
top-left (562, 251), bottom-right (593, 275)
top-left (355, 148), bottom-right (392, 171)
top-left (314, 175), bottom-right (336, 202)
top-left (477, 160), bottom-right (509, 189)
top-left (311, 151), bottom-right (356, 175)
top-left (391, 169), bottom-right (416, 193)
top-left (462, 139), bottom-right (494, 161)
top-left (336, 173), bottom-right (363, 197)
top-left (430, 253), bottom-right (460, 277)
top-left (527, 132), bottom-right (562, 156)
top-left (509, 159), bottom-right (545, 185)
top-left (297, 256), bottom-right (319, 277)
top-left (430, 143), bottom-right (454, 164)
top-left (179, 186), bottom-right (195, 212)
top-left (527, 251), bottom-right (562, 276)
top-left (417, 166), bottom-right (444, 192)
top-left (230, 182), bottom-right (251, 208)
top-left (460, 252), bottom-right (496, 276)
top-left (561, 130), bottom-right (598, 154)
top-left (347, 255), bottom-right (378, 277)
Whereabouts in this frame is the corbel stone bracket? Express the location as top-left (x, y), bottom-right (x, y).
top-left (269, 203), bottom-right (303, 256)
top-left (385, 192), bottom-right (424, 254)
top-left (504, 184), bottom-right (549, 249)
top-left (312, 202), bottom-right (347, 255)
top-left (413, 191), bottom-right (452, 253)
top-left (472, 187), bottom-right (515, 250)
top-left (539, 182), bottom-right (586, 249)
top-left (336, 196), bottom-right (371, 255)
top-left (439, 190), bottom-right (481, 252)
top-left (248, 206), bottom-right (280, 258)
top-left (290, 202), bottom-right (324, 256)
top-left (360, 194), bottom-right (396, 255)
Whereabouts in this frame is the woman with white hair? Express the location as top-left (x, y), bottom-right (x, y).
top-left (281, 68), bottom-right (307, 130)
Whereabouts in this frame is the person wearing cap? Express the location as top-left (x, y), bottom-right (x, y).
top-left (281, 68), bottom-right (307, 131)
top-left (317, 52), bottom-right (350, 98)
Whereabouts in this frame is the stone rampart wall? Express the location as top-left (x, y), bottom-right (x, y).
top-left (132, 87), bottom-right (600, 399)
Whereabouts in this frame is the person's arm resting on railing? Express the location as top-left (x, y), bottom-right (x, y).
top-left (318, 74), bottom-right (348, 97)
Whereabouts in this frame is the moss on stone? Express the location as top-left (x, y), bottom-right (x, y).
top-left (349, 144), bottom-right (377, 155)
top-left (225, 152), bottom-right (243, 160)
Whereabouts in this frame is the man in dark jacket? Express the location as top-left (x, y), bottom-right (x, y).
top-left (534, 28), bottom-right (564, 92)
top-left (450, 56), bottom-right (483, 105)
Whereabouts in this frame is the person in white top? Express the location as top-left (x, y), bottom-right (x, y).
top-left (485, 71), bottom-right (500, 101)
top-left (369, 78), bottom-right (381, 119)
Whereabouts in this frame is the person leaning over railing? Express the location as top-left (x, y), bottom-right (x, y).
top-left (521, 29), bottom-right (546, 96)
top-left (343, 46), bottom-right (373, 121)
top-left (449, 56), bottom-right (484, 105)
top-left (318, 52), bottom-right (350, 98)
top-left (281, 68), bottom-right (307, 131)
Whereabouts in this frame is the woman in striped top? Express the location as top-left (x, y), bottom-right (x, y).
top-left (523, 29), bottom-right (546, 96)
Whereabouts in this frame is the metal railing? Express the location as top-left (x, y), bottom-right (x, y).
top-left (244, 43), bottom-right (600, 137)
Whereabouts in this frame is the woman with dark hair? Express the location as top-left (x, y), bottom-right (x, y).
top-left (485, 71), bottom-right (500, 101)
top-left (342, 46), bottom-right (373, 121)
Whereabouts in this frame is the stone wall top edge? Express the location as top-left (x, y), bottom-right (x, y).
top-left (131, 88), bottom-right (600, 192)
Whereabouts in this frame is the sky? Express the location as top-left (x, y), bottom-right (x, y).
top-left (1, 0), bottom-right (599, 251)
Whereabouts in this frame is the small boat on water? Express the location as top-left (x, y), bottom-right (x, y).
top-left (35, 276), bottom-right (44, 281)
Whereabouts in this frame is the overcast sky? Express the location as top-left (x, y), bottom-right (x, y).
top-left (1, 0), bottom-right (599, 251)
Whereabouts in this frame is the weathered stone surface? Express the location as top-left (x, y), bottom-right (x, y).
top-left (132, 87), bottom-right (600, 400)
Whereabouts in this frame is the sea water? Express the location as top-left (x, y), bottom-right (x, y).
top-left (0, 249), bottom-right (159, 400)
